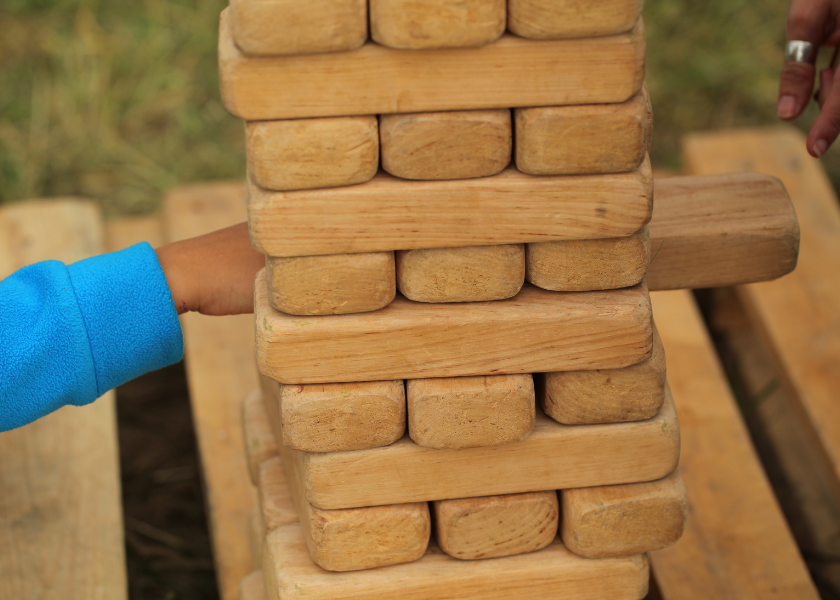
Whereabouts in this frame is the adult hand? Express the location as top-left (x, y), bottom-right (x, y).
top-left (778, 0), bottom-right (840, 157)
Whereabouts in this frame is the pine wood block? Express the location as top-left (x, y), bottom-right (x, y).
top-left (239, 570), bottom-right (266, 600)
top-left (515, 89), bottom-right (651, 175)
top-left (396, 244), bottom-right (524, 303)
top-left (243, 389), bottom-right (278, 485)
top-left (263, 525), bottom-right (649, 600)
top-left (265, 252), bottom-right (395, 316)
top-left (229, 0), bottom-right (367, 56)
top-left (248, 159), bottom-right (653, 257)
top-left (246, 117), bottom-right (378, 191)
top-left (433, 491), bottom-right (558, 559)
top-left (508, 0), bottom-right (642, 39)
top-left (542, 326), bottom-right (666, 425)
top-left (407, 374), bottom-right (535, 449)
top-left (370, 0), bottom-right (505, 49)
top-left (526, 227), bottom-right (649, 292)
top-left (380, 109), bottom-right (511, 180)
top-left (256, 269), bottom-right (653, 384)
top-left (248, 509), bottom-right (265, 571)
top-left (220, 8), bottom-right (646, 120)
top-left (258, 457), bottom-right (299, 532)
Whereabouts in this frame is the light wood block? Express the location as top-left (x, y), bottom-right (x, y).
top-left (526, 227), bottom-right (649, 292)
top-left (370, 0), bottom-right (505, 49)
top-left (265, 252), bottom-right (395, 316)
top-left (256, 270), bottom-right (653, 384)
top-left (396, 244), bottom-right (524, 303)
top-left (239, 570), bottom-right (266, 600)
top-left (508, 0), bottom-right (642, 39)
top-left (433, 491), bottom-right (558, 559)
top-left (246, 117), bottom-right (378, 191)
top-left (248, 159), bottom-right (653, 257)
top-left (258, 457), bottom-right (299, 532)
top-left (407, 374), bottom-right (535, 449)
top-left (542, 326), bottom-right (666, 425)
top-left (243, 389), bottom-right (278, 485)
top-left (263, 525), bottom-right (649, 600)
top-left (562, 469), bottom-right (687, 559)
top-left (380, 109), bottom-right (511, 180)
top-left (220, 8), bottom-right (646, 120)
top-left (229, 0), bottom-right (367, 56)
top-left (248, 509), bottom-right (265, 571)
top-left (515, 89), bottom-right (651, 176)
top-left (263, 377), bottom-right (406, 452)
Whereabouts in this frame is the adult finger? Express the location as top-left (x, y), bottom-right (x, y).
top-left (808, 62), bottom-right (840, 156)
top-left (778, 0), bottom-right (829, 120)
top-left (818, 66), bottom-right (835, 108)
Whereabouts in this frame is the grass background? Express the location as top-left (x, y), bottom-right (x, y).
top-left (0, 0), bottom-right (837, 214)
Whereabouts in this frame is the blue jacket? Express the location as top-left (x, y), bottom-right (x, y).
top-left (0, 242), bottom-right (183, 431)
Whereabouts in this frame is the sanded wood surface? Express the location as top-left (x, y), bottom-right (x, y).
top-left (433, 491), bottom-right (558, 560)
top-left (248, 509), bottom-right (264, 571)
top-left (0, 200), bottom-right (127, 600)
top-left (229, 0), bottom-right (367, 56)
top-left (265, 252), bottom-right (395, 316)
top-left (508, 0), bottom-right (641, 39)
top-left (380, 109), bottom-right (511, 180)
top-left (515, 89), bottom-right (651, 175)
top-left (257, 457), bottom-right (298, 532)
top-left (246, 117), bottom-right (378, 191)
top-left (562, 468), bottom-right (686, 559)
top-left (407, 374), bottom-right (534, 449)
top-left (239, 570), bottom-right (266, 600)
top-left (396, 244), bottom-right (524, 303)
top-left (220, 9), bottom-right (645, 120)
top-left (243, 389), bottom-right (278, 485)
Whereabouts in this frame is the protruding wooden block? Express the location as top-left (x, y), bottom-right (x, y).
top-left (247, 509), bottom-right (265, 571)
top-left (239, 570), bottom-right (266, 600)
top-left (256, 270), bottom-right (653, 384)
top-left (263, 377), bottom-right (406, 452)
top-left (515, 90), bottom-right (651, 176)
top-left (242, 389), bottom-right (278, 485)
top-left (508, 0), bottom-right (642, 39)
top-left (380, 109), bottom-right (511, 180)
top-left (265, 252), bottom-right (395, 316)
top-left (542, 327), bottom-right (666, 425)
top-left (396, 244), bottom-right (524, 303)
top-left (407, 374), bottom-right (535, 449)
top-left (246, 117), bottom-right (378, 191)
top-left (433, 491), bottom-right (558, 559)
top-left (229, 0), bottom-right (367, 56)
top-left (258, 457), bottom-right (299, 532)
top-left (561, 469), bottom-right (688, 559)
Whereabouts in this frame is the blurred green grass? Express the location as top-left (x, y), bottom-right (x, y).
top-left (1, 0), bottom-right (838, 215)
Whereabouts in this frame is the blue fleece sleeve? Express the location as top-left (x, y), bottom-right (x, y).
top-left (0, 242), bottom-right (183, 431)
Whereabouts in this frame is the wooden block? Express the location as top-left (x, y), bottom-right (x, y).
top-left (229, 0), bottom-right (367, 56)
top-left (263, 525), bottom-right (649, 600)
top-left (239, 570), bottom-right (266, 600)
top-left (407, 374), bottom-right (535, 449)
top-left (542, 326), bottom-right (665, 425)
top-left (246, 117), bottom-right (378, 191)
top-left (515, 89), bottom-right (651, 175)
top-left (380, 109), bottom-right (511, 180)
top-left (258, 457), bottom-right (299, 532)
top-left (561, 469), bottom-right (687, 559)
top-left (370, 0), bottom-right (505, 49)
top-left (242, 389), bottom-right (278, 485)
top-left (508, 0), bottom-right (642, 39)
top-left (256, 270), bottom-right (653, 384)
top-left (248, 508), bottom-right (265, 571)
top-left (220, 8), bottom-right (646, 120)
top-left (433, 491), bottom-right (558, 559)
top-left (396, 244), bottom-right (524, 303)
top-left (263, 377), bottom-right (406, 452)
top-left (265, 252), bottom-right (395, 316)
top-left (526, 227), bottom-right (649, 292)
top-left (248, 159), bottom-right (653, 257)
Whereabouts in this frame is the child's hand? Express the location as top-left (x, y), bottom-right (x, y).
top-left (156, 222), bottom-right (266, 316)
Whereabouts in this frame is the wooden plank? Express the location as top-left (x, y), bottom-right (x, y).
top-left (561, 469), bottom-right (687, 559)
top-left (508, 0), bottom-right (641, 39)
top-left (246, 117), bottom-right (378, 191)
top-left (257, 272), bottom-right (653, 384)
top-left (248, 160), bottom-right (653, 257)
top-left (515, 88), bottom-right (651, 175)
top-left (219, 8), bottom-right (645, 120)
top-left (242, 389), bottom-right (278, 485)
top-left (396, 244), bottom-right (524, 303)
top-left (229, 0), bottom-right (367, 56)
top-left (648, 289), bottom-right (819, 599)
top-left (433, 491), bottom-right (558, 559)
top-left (380, 109), bottom-right (511, 180)
top-left (0, 199), bottom-right (127, 600)
top-left (407, 374), bottom-right (534, 449)
top-left (239, 570), bottom-right (266, 600)
top-left (265, 252), bottom-right (395, 316)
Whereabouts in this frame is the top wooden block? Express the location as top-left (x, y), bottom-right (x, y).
top-left (219, 9), bottom-right (646, 120)
top-left (509, 0), bottom-right (642, 40)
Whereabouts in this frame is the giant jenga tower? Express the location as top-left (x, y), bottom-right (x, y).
top-left (218, 2), bottom-right (800, 599)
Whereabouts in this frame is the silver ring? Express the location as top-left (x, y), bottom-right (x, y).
top-left (785, 40), bottom-right (818, 64)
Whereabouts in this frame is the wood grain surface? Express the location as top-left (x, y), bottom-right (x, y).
top-left (508, 0), bottom-right (641, 39)
top-left (242, 389), bottom-right (278, 485)
top-left (238, 570), bottom-right (266, 600)
top-left (257, 457), bottom-right (298, 532)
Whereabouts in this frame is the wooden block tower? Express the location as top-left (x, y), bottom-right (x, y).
top-left (218, 2), bottom-right (800, 598)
